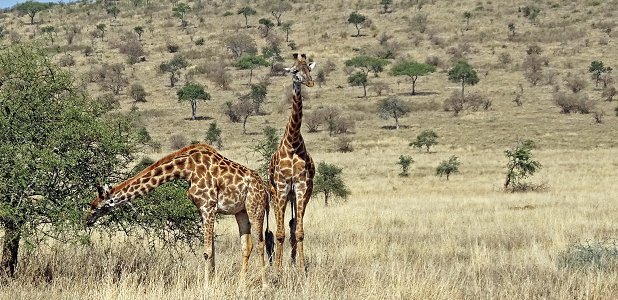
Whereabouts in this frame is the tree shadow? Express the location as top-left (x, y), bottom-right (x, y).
top-left (395, 91), bottom-right (440, 97)
top-left (381, 125), bottom-right (411, 130)
top-left (184, 116), bottom-right (213, 121)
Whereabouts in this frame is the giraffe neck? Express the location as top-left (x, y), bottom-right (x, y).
top-left (109, 153), bottom-right (191, 204)
top-left (283, 82), bottom-right (304, 147)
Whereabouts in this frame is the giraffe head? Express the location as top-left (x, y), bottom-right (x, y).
top-left (85, 184), bottom-right (117, 226)
top-left (285, 53), bottom-right (316, 87)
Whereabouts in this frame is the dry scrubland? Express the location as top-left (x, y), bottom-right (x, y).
top-left (1, 0), bottom-right (618, 298)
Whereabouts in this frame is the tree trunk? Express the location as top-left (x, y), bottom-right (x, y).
top-left (412, 76), bottom-right (417, 95)
top-left (446, 173), bottom-right (450, 180)
top-left (286, 30), bottom-right (289, 42)
top-left (362, 84), bottom-right (367, 97)
top-left (324, 192), bottom-right (329, 206)
top-left (191, 100), bottom-right (197, 120)
top-left (504, 166), bottom-right (515, 189)
top-left (355, 25), bottom-right (361, 37)
top-left (1, 222), bottom-right (21, 278)
top-left (29, 13), bottom-right (35, 25)
top-left (242, 116), bottom-right (248, 134)
top-left (394, 114), bottom-right (399, 130)
top-left (461, 79), bottom-right (465, 99)
top-left (249, 69), bottom-right (253, 84)
top-left (245, 15), bottom-right (249, 28)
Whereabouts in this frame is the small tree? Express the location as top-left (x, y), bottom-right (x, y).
top-left (248, 83), bottom-right (268, 114)
top-left (252, 126), bottom-right (279, 180)
top-left (41, 25), bottom-right (56, 44)
top-left (235, 54), bottom-right (270, 84)
top-left (448, 60), bottom-right (479, 98)
top-left (159, 55), bottom-right (189, 87)
top-left (205, 122), bottom-right (223, 149)
top-left (236, 99), bottom-right (255, 134)
top-left (281, 22), bottom-right (293, 42)
top-left (348, 71), bottom-right (368, 97)
top-left (173, 2), bottom-right (191, 26)
top-left (345, 55), bottom-right (390, 77)
top-left (259, 18), bottom-right (275, 37)
top-left (348, 11), bottom-right (368, 37)
top-left (397, 155), bottom-right (414, 177)
top-left (602, 86), bottom-right (616, 102)
top-left (508, 22), bottom-right (516, 39)
top-left (15, 1), bottom-right (50, 25)
top-left (589, 61), bottom-right (612, 88)
top-left (378, 97), bottom-right (411, 129)
top-left (225, 33), bottom-right (257, 58)
top-left (390, 60), bottom-right (436, 95)
top-left (238, 6), bottom-right (257, 29)
top-left (463, 11), bottom-right (472, 30)
top-left (380, 0), bottom-right (393, 13)
top-left (177, 82), bottom-right (211, 120)
top-left (313, 162), bottom-right (351, 206)
top-left (410, 130), bottom-right (438, 152)
top-left (134, 26), bottom-right (144, 41)
top-left (268, 0), bottom-right (292, 26)
top-left (106, 5), bottom-right (120, 20)
top-left (130, 83), bottom-right (147, 103)
top-left (96, 23), bottom-right (106, 41)
top-left (436, 156), bottom-right (460, 180)
top-left (504, 140), bottom-right (542, 191)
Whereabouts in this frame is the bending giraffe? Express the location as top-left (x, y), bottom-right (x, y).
top-left (85, 144), bottom-right (272, 289)
top-left (269, 53), bottom-right (316, 270)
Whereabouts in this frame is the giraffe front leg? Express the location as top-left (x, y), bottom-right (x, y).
top-left (200, 204), bottom-right (217, 290)
top-left (273, 188), bottom-right (287, 271)
top-left (295, 182), bottom-right (312, 272)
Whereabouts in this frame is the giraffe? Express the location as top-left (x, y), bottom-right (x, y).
top-left (269, 53), bottom-right (316, 270)
top-left (85, 144), bottom-right (273, 289)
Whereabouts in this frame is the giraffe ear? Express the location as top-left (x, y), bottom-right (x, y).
top-left (292, 53), bottom-right (299, 60)
top-left (301, 53), bottom-right (307, 60)
top-left (308, 62), bottom-right (316, 71)
top-left (97, 184), bottom-right (111, 199)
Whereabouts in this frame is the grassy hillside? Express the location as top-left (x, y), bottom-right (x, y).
top-left (1, 0), bottom-right (618, 299)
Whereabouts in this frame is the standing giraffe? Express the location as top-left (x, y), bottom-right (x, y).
top-left (269, 53), bottom-right (316, 270)
top-left (85, 144), bottom-right (272, 289)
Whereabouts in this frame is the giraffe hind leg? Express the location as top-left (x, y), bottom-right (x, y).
top-left (289, 194), bottom-right (297, 265)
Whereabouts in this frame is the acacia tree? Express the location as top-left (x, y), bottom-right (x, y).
top-left (448, 60), bottom-right (479, 98)
top-left (259, 18), bottom-right (275, 37)
top-left (280, 22), bottom-right (293, 42)
top-left (504, 140), bottom-right (542, 190)
top-left (14, 1), bottom-right (51, 25)
top-left (177, 82), bottom-right (211, 120)
top-left (348, 11), bottom-right (369, 37)
top-left (313, 162), bottom-right (350, 206)
top-left (225, 33), bottom-right (257, 58)
top-left (0, 44), bottom-right (140, 278)
top-left (205, 122), bottom-right (223, 149)
top-left (436, 156), bottom-right (461, 180)
top-left (269, 0), bottom-right (292, 26)
top-left (238, 6), bottom-right (256, 29)
top-left (159, 55), bottom-right (189, 87)
top-left (41, 25), bottom-right (56, 44)
top-left (378, 97), bottom-right (411, 129)
top-left (397, 155), bottom-right (414, 177)
top-left (173, 2), bottom-right (191, 26)
top-left (96, 23), bottom-right (106, 41)
top-left (589, 61), bottom-right (612, 88)
top-left (348, 71), bottom-right (368, 97)
top-left (410, 130), bottom-right (438, 152)
top-left (345, 55), bottom-right (390, 77)
top-left (380, 0), bottom-right (393, 13)
top-left (134, 26), bottom-right (144, 41)
top-left (106, 5), bottom-right (120, 20)
top-left (390, 60), bottom-right (436, 95)
top-left (235, 54), bottom-right (269, 84)
top-left (463, 11), bottom-right (472, 30)
top-left (248, 83), bottom-right (267, 114)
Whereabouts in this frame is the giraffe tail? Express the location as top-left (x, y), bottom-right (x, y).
top-left (264, 191), bottom-right (275, 265)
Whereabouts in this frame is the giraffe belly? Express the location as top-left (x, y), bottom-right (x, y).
top-left (216, 198), bottom-right (244, 214)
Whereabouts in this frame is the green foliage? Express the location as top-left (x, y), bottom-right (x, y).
top-left (106, 5), bottom-right (120, 19)
top-left (347, 11), bottom-right (368, 36)
top-left (589, 61), bottom-right (612, 88)
top-left (177, 82), bottom-right (210, 120)
top-left (129, 83), bottom-right (147, 103)
top-left (235, 54), bottom-right (269, 84)
top-left (14, 1), bottom-right (51, 25)
top-left (134, 26), bottom-right (144, 40)
top-left (248, 83), bottom-right (268, 114)
top-left (41, 25), bottom-right (56, 44)
top-left (390, 60), bottom-right (436, 95)
top-left (313, 162), bottom-right (351, 206)
top-left (397, 155), bottom-right (414, 177)
top-left (504, 139), bottom-right (542, 191)
top-left (259, 18), bottom-right (275, 36)
top-left (0, 44), bottom-right (142, 276)
top-left (378, 97), bottom-right (411, 129)
top-left (436, 156), bottom-right (461, 180)
top-left (448, 60), bottom-right (479, 98)
top-left (410, 130), bottom-right (439, 152)
top-left (205, 122), bottom-right (223, 149)
top-left (521, 5), bottom-right (540, 22)
top-left (252, 126), bottom-right (279, 181)
top-left (281, 21), bottom-right (293, 41)
top-left (237, 6), bottom-right (256, 28)
top-left (159, 55), bottom-right (189, 87)
top-left (345, 55), bottom-right (390, 76)
top-left (558, 240), bottom-right (618, 271)
top-left (348, 71), bottom-right (368, 97)
top-left (173, 2), bottom-right (191, 24)
top-left (380, 0), bottom-right (393, 13)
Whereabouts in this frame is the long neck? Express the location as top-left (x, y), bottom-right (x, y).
top-left (283, 82), bottom-right (303, 146)
top-left (110, 154), bottom-right (192, 203)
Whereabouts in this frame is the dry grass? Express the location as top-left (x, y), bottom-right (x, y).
top-left (1, 0), bottom-right (618, 298)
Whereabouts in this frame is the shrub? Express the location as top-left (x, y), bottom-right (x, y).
top-left (118, 34), bottom-right (145, 61)
top-left (336, 136), bottom-right (353, 153)
top-left (166, 42), bottom-right (180, 53)
top-left (602, 86), bottom-right (616, 101)
top-left (313, 162), bottom-right (351, 206)
top-left (378, 97), bottom-right (411, 129)
top-left (498, 52), bottom-right (512, 65)
top-left (252, 126), bottom-right (279, 180)
top-left (410, 130), bottom-right (438, 152)
top-left (443, 91), bottom-right (465, 115)
top-left (369, 81), bottom-right (391, 96)
top-left (205, 122), bottom-right (223, 149)
top-left (564, 73), bottom-right (588, 93)
top-left (58, 53), bottom-right (75, 67)
top-left (83, 45), bottom-right (94, 56)
top-left (558, 240), bottom-right (618, 271)
top-left (129, 83), bottom-right (147, 103)
top-left (553, 91), bottom-right (595, 114)
top-left (169, 134), bottom-right (188, 150)
top-left (305, 108), bottom-right (327, 133)
top-left (504, 139), bottom-right (542, 191)
top-left (194, 37), bottom-right (205, 46)
top-left (409, 12), bottom-right (428, 33)
top-left (397, 155), bottom-right (414, 177)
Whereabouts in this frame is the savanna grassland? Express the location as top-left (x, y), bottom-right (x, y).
top-left (1, 0), bottom-right (618, 299)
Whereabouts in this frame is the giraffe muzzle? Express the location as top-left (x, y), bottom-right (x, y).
top-left (305, 80), bottom-right (315, 87)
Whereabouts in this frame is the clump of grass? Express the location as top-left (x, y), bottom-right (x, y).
top-left (558, 240), bottom-right (618, 271)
